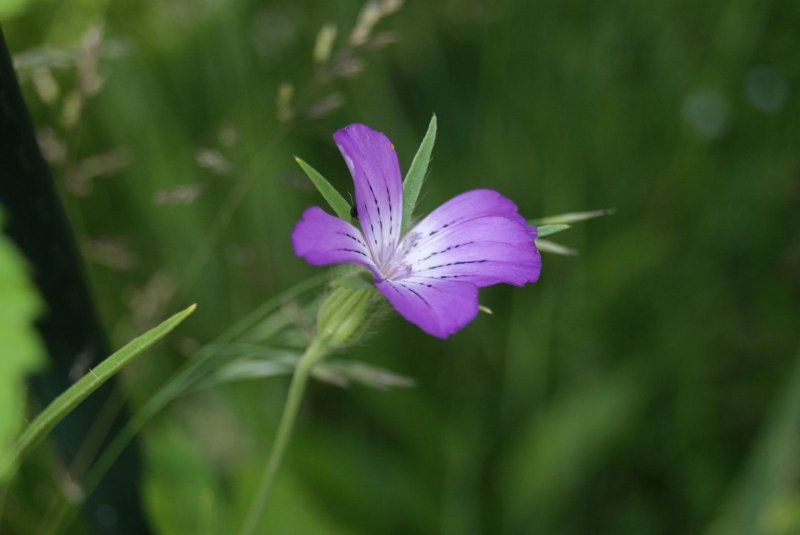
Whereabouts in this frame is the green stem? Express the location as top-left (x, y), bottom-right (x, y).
top-left (43, 271), bottom-right (340, 535)
top-left (239, 337), bottom-right (328, 535)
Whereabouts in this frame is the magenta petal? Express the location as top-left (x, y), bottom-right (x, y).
top-left (291, 206), bottom-right (378, 274)
top-left (402, 190), bottom-right (541, 288)
top-left (375, 277), bottom-right (478, 339)
top-left (406, 219), bottom-right (541, 287)
top-left (293, 126), bottom-right (541, 339)
top-left (333, 124), bottom-right (403, 265)
top-left (410, 189), bottom-right (527, 235)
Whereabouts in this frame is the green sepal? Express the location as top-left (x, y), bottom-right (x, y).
top-left (295, 156), bottom-right (353, 222)
top-left (402, 114), bottom-right (437, 231)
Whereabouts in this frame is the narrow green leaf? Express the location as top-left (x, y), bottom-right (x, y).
top-left (193, 353), bottom-right (414, 391)
top-left (294, 156), bottom-right (352, 221)
top-left (0, 303), bottom-right (197, 480)
top-left (536, 239), bottom-right (579, 256)
top-left (536, 224), bottom-right (571, 238)
top-left (46, 272), bottom-right (337, 532)
top-left (402, 114), bottom-right (437, 231)
top-left (319, 360), bottom-right (416, 390)
top-left (479, 305), bottom-right (493, 315)
top-left (192, 352), bottom-right (298, 391)
top-left (531, 208), bottom-right (615, 226)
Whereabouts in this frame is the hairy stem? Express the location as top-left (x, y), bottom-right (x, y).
top-left (239, 337), bottom-right (327, 535)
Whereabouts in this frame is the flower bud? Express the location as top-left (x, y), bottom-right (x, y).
top-left (316, 286), bottom-right (377, 347)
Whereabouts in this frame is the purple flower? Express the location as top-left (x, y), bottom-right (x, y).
top-left (292, 123), bottom-right (541, 338)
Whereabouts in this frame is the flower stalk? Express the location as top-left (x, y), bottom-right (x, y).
top-left (240, 286), bottom-right (376, 534)
top-left (239, 336), bottom-right (327, 535)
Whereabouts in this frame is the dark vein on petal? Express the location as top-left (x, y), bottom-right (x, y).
top-left (335, 231), bottom-right (366, 246)
top-left (420, 259), bottom-right (488, 272)
top-left (385, 183), bottom-right (394, 237)
top-left (413, 274), bottom-right (471, 280)
top-left (367, 181), bottom-right (383, 241)
top-left (398, 282), bottom-right (432, 308)
top-left (428, 220), bottom-right (456, 237)
top-left (419, 241), bottom-right (473, 262)
top-left (406, 279), bottom-right (434, 289)
top-left (337, 248), bottom-right (368, 257)
top-left (368, 210), bottom-right (377, 246)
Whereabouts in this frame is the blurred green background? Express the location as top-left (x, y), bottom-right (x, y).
top-left (2, 0), bottom-right (800, 533)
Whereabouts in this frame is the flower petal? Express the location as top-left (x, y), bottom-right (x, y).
top-left (334, 124), bottom-right (403, 266)
top-left (291, 206), bottom-right (378, 274)
top-left (403, 218), bottom-right (541, 287)
top-left (401, 190), bottom-right (541, 287)
top-left (375, 277), bottom-right (478, 339)
top-left (409, 189), bottom-right (527, 235)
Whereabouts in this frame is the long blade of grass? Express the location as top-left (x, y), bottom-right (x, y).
top-left (0, 303), bottom-right (196, 480)
top-left (46, 270), bottom-right (338, 534)
top-left (402, 114), bottom-right (437, 231)
top-left (294, 156), bottom-right (352, 221)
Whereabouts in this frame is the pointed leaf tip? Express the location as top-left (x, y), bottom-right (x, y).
top-left (1, 304), bottom-right (196, 481)
top-left (294, 156), bottom-right (353, 222)
top-left (402, 115), bottom-right (438, 231)
top-left (535, 224), bottom-right (571, 238)
top-left (536, 239), bottom-right (579, 256)
top-left (533, 208), bottom-right (615, 225)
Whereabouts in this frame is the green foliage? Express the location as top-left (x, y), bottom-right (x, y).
top-left (533, 211), bottom-right (612, 255)
top-left (532, 209), bottom-right (615, 226)
top-left (535, 238), bottom-right (579, 256)
top-left (316, 287), bottom-right (377, 347)
top-left (0, 211), bottom-right (46, 483)
top-left (199, 354), bottom-right (414, 391)
top-left (0, 304), bottom-right (196, 482)
top-left (294, 157), bottom-right (353, 222)
top-left (0, 0), bottom-right (29, 20)
top-left (295, 112), bottom-right (437, 232)
top-left (402, 114), bottom-right (437, 231)
top-left (536, 223), bottom-right (571, 238)
top-left (4, 1), bottom-right (800, 533)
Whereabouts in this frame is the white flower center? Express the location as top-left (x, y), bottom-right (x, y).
top-left (376, 231), bottom-right (419, 281)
